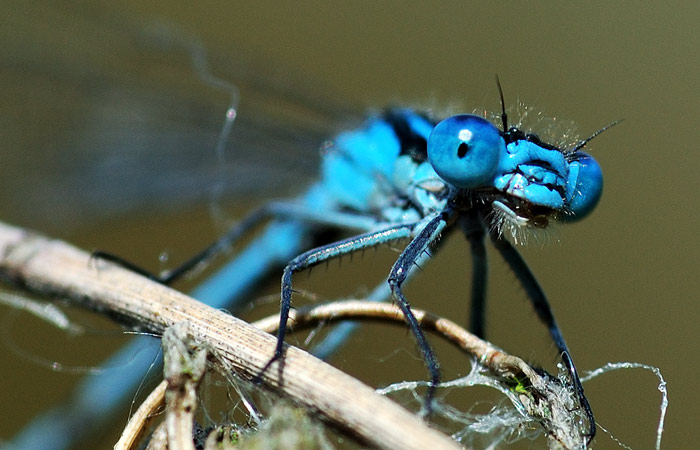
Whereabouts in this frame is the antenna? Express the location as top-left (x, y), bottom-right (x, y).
top-left (569, 119), bottom-right (623, 153)
top-left (495, 75), bottom-right (508, 133)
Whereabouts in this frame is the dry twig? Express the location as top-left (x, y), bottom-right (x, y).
top-left (0, 221), bottom-right (460, 450)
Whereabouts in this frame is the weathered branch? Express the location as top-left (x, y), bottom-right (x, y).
top-left (0, 222), bottom-right (461, 450)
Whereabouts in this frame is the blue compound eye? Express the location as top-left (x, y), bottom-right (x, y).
top-left (427, 115), bottom-right (503, 188)
top-left (563, 152), bottom-right (604, 221)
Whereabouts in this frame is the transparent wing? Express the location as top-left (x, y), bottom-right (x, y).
top-left (1, 2), bottom-right (359, 234)
top-left (2, 6), bottom-right (362, 448)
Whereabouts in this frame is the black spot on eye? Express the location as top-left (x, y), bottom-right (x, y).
top-left (457, 142), bottom-right (470, 158)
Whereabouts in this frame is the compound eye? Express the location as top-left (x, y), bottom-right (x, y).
top-left (563, 152), bottom-right (604, 221)
top-left (427, 115), bottom-right (503, 188)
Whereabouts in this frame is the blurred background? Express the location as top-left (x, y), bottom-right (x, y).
top-left (1, 1), bottom-right (697, 448)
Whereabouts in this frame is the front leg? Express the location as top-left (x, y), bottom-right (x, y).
top-left (260, 223), bottom-right (417, 375)
top-left (388, 212), bottom-right (449, 416)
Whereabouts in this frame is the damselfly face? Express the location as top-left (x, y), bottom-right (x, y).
top-left (427, 114), bottom-right (604, 232)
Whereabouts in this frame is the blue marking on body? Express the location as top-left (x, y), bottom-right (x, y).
top-left (402, 110), bottom-right (434, 140)
top-left (322, 118), bottom-right (400, 210)
top-left (494, 140), bottom-right (569, 209)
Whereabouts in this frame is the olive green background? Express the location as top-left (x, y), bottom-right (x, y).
top-left (2, 1), bottom-right (697, 448)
